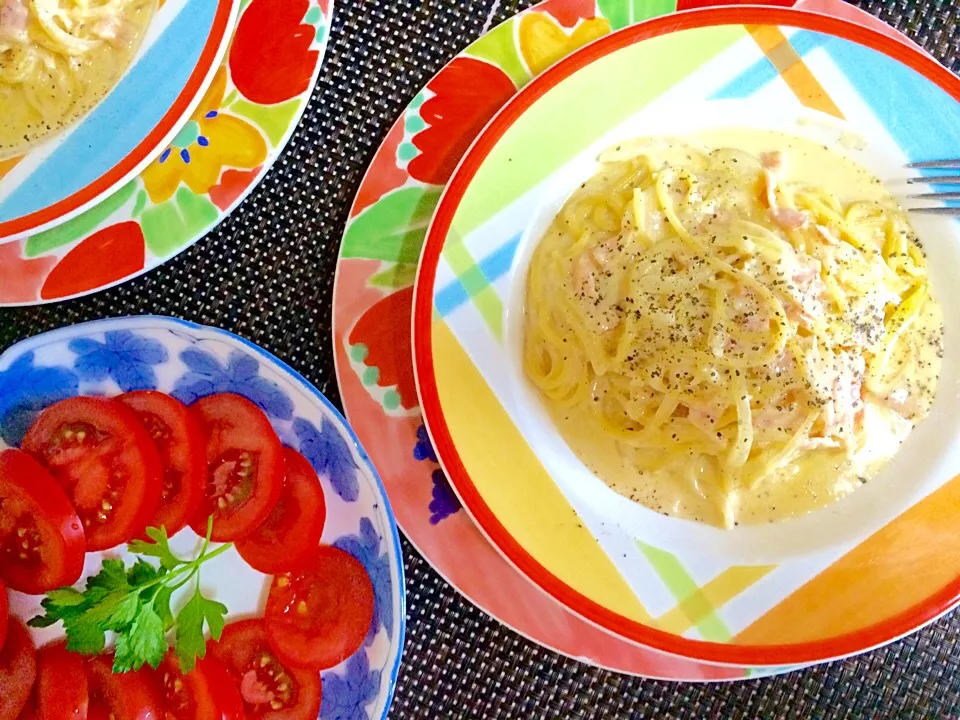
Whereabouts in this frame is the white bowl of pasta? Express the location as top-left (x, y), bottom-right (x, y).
top-left (412, 8), bottom-right (960, 666)
top-left (0, 0), bottom-right (239, 241)
top-left (504, 98), bottom-right (960, 565)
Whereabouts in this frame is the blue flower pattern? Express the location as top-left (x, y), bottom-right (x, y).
top-left (413, 423), bottom-right (460, 524)
top-left (69, 330), bottom-right (168, 392)
top-left (334, 517), bottom-right (393, 644)
top-left (1, 324), bottom-right (397, 718)
top-left (0, 352), bottom-right (79, 446)
top-left (412, 424), bottom-right (437, 463)
top-left (429, 469), bottom-right (461, 525)
top-left (294, 417), bottom-right (359, 502)
top-left (171, 347), bottom-right (294, 420)
top-left (320, 651), bottom-right (381, 720)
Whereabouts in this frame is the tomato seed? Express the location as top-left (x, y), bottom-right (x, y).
top-left (209, 450), bottom-right (257, 509)
top-left (242, 652), bottom-right (295, 708)
top-left (1, 511), bottom-right (42, 565)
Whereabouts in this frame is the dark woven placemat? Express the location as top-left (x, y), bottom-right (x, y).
top-left (2, 0), bottom-right (959, 716)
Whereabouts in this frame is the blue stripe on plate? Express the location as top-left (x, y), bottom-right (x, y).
top-left (0, 0), bottom-right (217, 223)
top-left (712, 29), bottom-right (960, 191)
top-left (435, 233), bottom-right (522, 317)
top-left (816, 34), bottom-right (960, 167)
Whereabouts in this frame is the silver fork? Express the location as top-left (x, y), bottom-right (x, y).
top-left (906, 159), bottom-right (960, 216)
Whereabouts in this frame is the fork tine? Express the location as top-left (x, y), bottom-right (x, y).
top-left (907, 159), bottom-right (960, 169)
top-left (909, 191), bottom-right (960, 200)
top-left (906, 175), bottom-right (960, 184)
top-left (910, 207), bottom-right (960, 216)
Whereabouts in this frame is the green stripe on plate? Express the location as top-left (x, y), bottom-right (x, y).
top-left (450, 24), bottom-right (747, 241)
top-left (638, 541), bottom-right (732, 642)
top-left (598, 0), bottom-right (679, 31)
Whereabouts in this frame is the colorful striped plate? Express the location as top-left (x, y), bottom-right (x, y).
top-left (0, 0), bottom-right (239, 243)
top-left (0, 0), bottom-right (332, 306)
top-left (412, 6), bottom-right (960, 666)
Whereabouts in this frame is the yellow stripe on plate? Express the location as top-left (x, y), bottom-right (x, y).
top-left (432, 319), bottom-right (651, 623)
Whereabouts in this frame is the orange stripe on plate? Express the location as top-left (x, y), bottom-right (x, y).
top-left (736, 474), bottom-right (960, 645)
top-left (746, 25), bottom-right (844, 119)
top-left (657, 564), bottom-right (775, 637)
top-left (0, 156), bottom-right (23, 182)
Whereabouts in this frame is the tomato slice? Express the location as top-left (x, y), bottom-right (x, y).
top-left (36, 643), bottom-right (87, 720)
top-left (157, 653), bottom-right (243, 720)
top-left (264, 546), bottom-right (374, 670)
top-left (16, 698), bottom-right (37, 720)
top-left (0, 621), bottom-right (37, 720)
top-left (0, 579), bottom-right (8, 650)
top-left (86, 656), bottom-right (162, 720)
top-left (22, 397), bottom-right (163, 551)
top-left (236, 449), bottom-right (326, 574)
top-left (196, 657), bottom-right (244, 720)
top-left (118, 392), bottom-right (206, 538)
top-left (187, 394), bottom-right (284, 542)
top-left (0, 450), bottom-right (85, 594)
top-left (208, 620), bottom-right (320, 720)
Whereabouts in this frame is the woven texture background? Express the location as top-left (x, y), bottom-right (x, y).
top-left (2, 0), bottom-right (959, 717)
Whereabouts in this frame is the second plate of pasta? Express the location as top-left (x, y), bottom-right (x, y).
top-left (0, 0), bottom-right (238, 241)
top-left (412, 7), bottom-right (960, 666)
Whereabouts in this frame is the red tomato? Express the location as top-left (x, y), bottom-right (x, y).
top-left (187, 394), bottom-right (284, 542)
top-left (36, 643), bottom-right (87, 720)
top-left (195, 657), bottom-right (244, 720)
top-left (16, 699), bottom-right (37, 720)
top-left (0, 450), bottom-right (85, 593)
top-left (236, 449), bottom-right (326, 574)
top-left (208, 620), bottom-right (320, 720)
top-left (0, 579), bottom-right (8, 650)
top-left (118, 392), bottom-right (206, 537)
top-left (22, 397), bottom-right (163, 551)
top-left (86, 656), bottom-right (161, 720)
top-left (157, 653), bottom-right (243, 720)
top-left (0, 621), bottom-right (37, 720)
top-left (264, 546), bottom-right (373, 670)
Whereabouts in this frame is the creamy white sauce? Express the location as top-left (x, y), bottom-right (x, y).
top-left (532, 130), bottom-right (943, 527)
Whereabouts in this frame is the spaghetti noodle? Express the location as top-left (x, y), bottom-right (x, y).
top-left (523, 132), bottom-right (943, 527)
top-left (0, 0), bottom-right (156, 157)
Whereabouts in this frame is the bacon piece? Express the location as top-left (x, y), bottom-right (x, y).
top-left (0, 0), bottom-right (28, 43)
top-left (771, 207), bottom-right (808, 230)
top-left (93, 14), bottom-right (137, 46)
top-left (760, 151), bottom-right (783, 171)
top-left (763, 169), bottom-right (778, 210)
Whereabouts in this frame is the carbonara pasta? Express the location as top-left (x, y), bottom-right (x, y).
top-left (523, 131), bottom-right (943, 528)
top-left (0, 0), bottom-right (155, 158)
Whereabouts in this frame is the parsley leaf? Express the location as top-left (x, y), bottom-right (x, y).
top-left (175, 591), bottom-right (207, 672)
top-left (128, 559), bottom-right (165, 587)
top-left (202, 597), bottom-right (228, 643)
top-left (128, 526), bottom-right (183, 571)
top-left (87, 559), bottom-right (131, 593)
top-left (114, 604), bottom-right (166, 672)
top-left (29, 522), bottom-right (233, 674)
top-left (64, 620), bottom-right (108, 655)
top-left (28, 588), bottom-right (86, 629)
top-left (175, 589), bottom-right (228, 673)
top-left (153, 586), bottom-right (176, 633)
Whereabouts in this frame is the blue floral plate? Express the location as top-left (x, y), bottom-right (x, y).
top-left (0, 315), bottom-right (405, 720)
